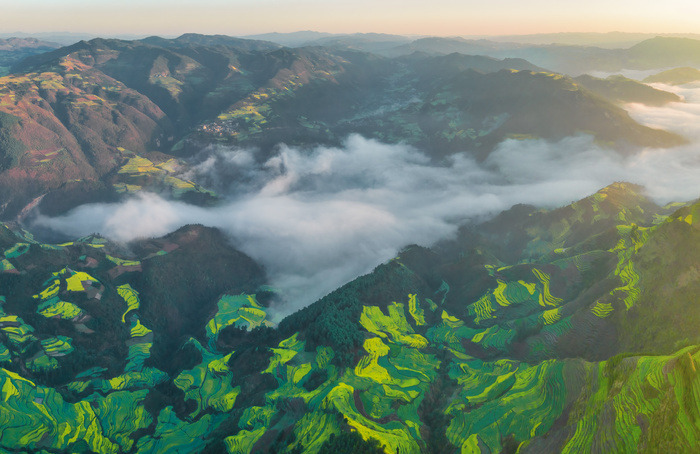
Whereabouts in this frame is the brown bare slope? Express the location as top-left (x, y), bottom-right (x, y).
top-left (0, 53), bottom-right (172, 216)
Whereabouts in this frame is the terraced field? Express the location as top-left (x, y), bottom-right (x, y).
top-left (0, 183), bottom-right (699, 452)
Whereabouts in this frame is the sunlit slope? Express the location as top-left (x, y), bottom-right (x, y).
top-left (0, 54), bottom-right (172, 216)
top-left (1, 183), bottom-right (700, 452)
top-left (33, 150), bottom-right (218, 217)
top-left (14, 37), bottom-right (394, 152)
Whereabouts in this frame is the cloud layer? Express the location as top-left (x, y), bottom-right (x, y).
top-left (33, 85), bottom-right (700, 317)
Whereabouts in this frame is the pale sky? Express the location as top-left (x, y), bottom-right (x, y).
top-left (3, 0), bottom-right (700, 37)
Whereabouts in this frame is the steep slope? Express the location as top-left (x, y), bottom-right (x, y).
top-left (14, 38), bottom-right (400, 155)
top-left (192, 58), bottom-right (685, 158)
top-left (15, 37), bottom-right (262, 129)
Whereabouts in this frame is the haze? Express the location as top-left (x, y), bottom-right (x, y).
top-left (4, 0), bottom-right (700, 37)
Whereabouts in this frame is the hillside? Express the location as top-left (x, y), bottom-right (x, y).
top-left (0, 56), bottom-right (173, 216)
top-left (0, 183), bottom-right (700, 452)
top-left (403, 69), bottom-right (684, 158)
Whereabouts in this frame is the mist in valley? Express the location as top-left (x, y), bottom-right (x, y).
top-left (32, 83), bottom-right (700, 317)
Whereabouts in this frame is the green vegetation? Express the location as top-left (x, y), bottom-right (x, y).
top-left (318, 431), bottom-right (386, 453)
top-left (206, 294), bottom-right (272, 349)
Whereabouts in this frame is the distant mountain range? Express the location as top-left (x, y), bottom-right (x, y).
top-left (246, 30), bottom-right (700, 50)
top-left (381, 36), bottom-right (700, 75)
top-left (242, 32), bottom-right (700, 75)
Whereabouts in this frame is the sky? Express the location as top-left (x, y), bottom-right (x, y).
top-left (4, 0), bottom-right (700, 37)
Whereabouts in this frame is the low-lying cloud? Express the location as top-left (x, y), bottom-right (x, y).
top-left (33, 84), bottom-right (700, 317)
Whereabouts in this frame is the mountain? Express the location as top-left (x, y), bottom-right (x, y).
top-left (625, 37), bottom-right (700, 68)
top-left (181, 52), bottom-right (683, 158)
top-left (12, 38), bottom-right (684, 157)
top-left (508, 36), bottom-right (700, 75)
top-left (3, 31), bottom-right (700, 454)
top-left (402, 51), bottom-right (544, 75)
top-left (140, 33), bottom-right (282, 52)
top-left (243, 32), bottom-right (415, 52)
top-left (0, 32), bottom-right (144, 46)
top-left (402, 68), bottom-right (683, 158)
top-left (0, 37), bottom-right (60, 52)
top-left (1, 183), bottom-right (700, 452)
top-left (644, 66), bottom-right (700, 85)
top-left (1, 35), bottom-right (684, 218)
top-left (296, 33), bottom-right (414, 54)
